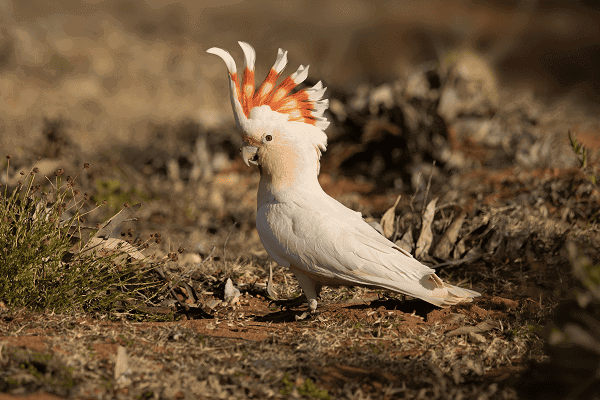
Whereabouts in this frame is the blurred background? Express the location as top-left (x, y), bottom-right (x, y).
top-left (1, 0), bottom-right (599, 156)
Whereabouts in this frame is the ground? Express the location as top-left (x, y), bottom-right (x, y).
top-left (1, 153), bottom-right (598, 398)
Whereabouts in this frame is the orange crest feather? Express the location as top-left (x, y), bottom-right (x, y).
top-left (207, 41), bottom-right (329, 131)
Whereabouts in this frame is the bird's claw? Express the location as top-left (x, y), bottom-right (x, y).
top-left (295, 311), bottom-right (310, 321)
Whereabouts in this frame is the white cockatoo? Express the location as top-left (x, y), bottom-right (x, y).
top-left (207, 42), bottom-right (480, 313)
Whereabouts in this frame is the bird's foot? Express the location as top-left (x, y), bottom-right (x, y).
top-left (269, 294), bottom-right (307, 310)
top-left (308, 299), bottom-right (318, 314)
top-left (294, 299), bottom-right (319, 321)
top-left (295, 311), bottom-right (311, 321)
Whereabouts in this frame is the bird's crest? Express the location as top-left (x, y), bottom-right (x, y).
top-left (207, 42), bottom-right (330, 137)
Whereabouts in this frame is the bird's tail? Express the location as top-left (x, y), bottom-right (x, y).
top-left (415, 273), bottom-right (480, 308)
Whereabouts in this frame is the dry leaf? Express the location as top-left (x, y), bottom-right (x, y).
top-left (114, 345), bottom-right (130, 384)
top-left (485, 228), bottom-right (504, 255)
top-left (224, 278), bottom-right (240, 302)
top-left (95, 203), bottom-right (142, 239)
top-left (442, 313), bottom-right (466, 324)
top-left (453, 236), bottom-right (467, 260)
top-left (295, 311), bottom-right (310, 321)
top-left (446, 318), bottom-right (500, 336)
top-left (205, 299), bottom-right (221, 309)
top-left (453, 216), bottom-right (490, 259)
top-left (433, 211), bottom-right (466, 260)
top-left (468, 332), bottom-right (486, 343)
top-left (415, 198), bottom-right (437, 259)
top-left (380, 195), bottom-right (401, 239)
top-left (67, 226), bottom-right (97, 249)
top-left (396, 228), bottom-right (414, 254)
top-left (435, 245), bottom-right (483, 268)
top-left (82, 237), bottom-right (146, 260)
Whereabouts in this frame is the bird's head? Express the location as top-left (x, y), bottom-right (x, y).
top-left (207, 42), bottom-right (330, 183)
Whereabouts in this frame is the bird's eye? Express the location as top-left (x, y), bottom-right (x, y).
top-left (265, 135), bottom-right (273, 142)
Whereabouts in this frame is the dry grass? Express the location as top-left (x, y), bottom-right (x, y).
top-left (3, 152), bottom-right (590, 398)
top-left (2, 99), bottom-right (598, 399)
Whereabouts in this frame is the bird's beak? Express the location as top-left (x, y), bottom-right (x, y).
top-left (241, 145), bottom-right (259, 167)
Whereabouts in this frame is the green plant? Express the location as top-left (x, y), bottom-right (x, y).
top-left (280, 373), bottom-right (294, 396)
top-left (94, 176), bottom-right (149, 216)
top-left (370, 342), bottom-right (381, 354)
top-left (7, 348), bottom-right (75, 392)
top-left (568, 130), bottom-right (599, 187)
top-left (297, 378), bottom-right (331, 400)
top-left (280, 373), bottom-right (331, 399)
top-left (0, 157), bottom-right (164, 316)
top-left (569, 130), bottom-right (588, 168)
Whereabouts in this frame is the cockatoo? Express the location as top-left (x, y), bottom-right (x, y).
top-left (207, 42), bottom-right (480, 313)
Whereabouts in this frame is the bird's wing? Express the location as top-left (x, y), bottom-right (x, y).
top-left (258, 197), bottom-right (438, 297)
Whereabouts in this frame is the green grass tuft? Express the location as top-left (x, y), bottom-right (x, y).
top-left (0, 158), bottom-right (164, 316)
top-left (297, 378), bottom-right (332, 400)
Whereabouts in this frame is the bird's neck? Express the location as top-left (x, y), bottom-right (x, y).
top-left (256, 149), bottom-right (323, 208)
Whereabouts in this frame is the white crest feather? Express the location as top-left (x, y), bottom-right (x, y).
top-left (238, 41), bottom-right (255, 71)
top-left (291, 65), bottom-right (309, 84)
top-left (273, 48), bottom-right (288, 73)
top-left (207, 41), bottom-right (330, 140)
top-left (206, 47), bottom-right (237, 74)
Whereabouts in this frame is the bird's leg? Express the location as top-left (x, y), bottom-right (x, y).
top-left (290, 268), bottom-right (321, 314)
top-left (268, 268), bottom-right (322, 314)
top-left (268, 265), bottom-right (308, 310)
